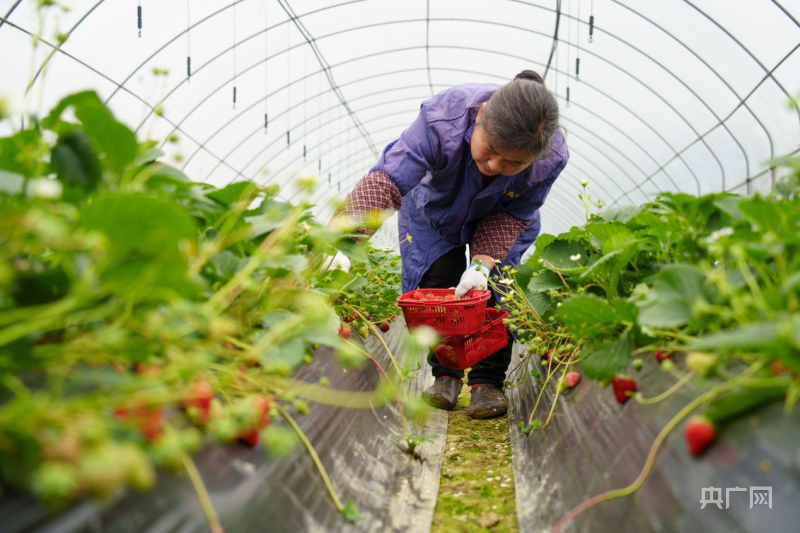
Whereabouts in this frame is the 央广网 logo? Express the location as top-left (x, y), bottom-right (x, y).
top-left (700, 486), bottom-right (772, 509)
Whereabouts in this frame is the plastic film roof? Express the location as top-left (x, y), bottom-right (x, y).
top-left (1, 0), bottom-right (799, 239)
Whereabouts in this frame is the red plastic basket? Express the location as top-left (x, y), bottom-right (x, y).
top-left (433, 309), bottom-right (509, 370)
top-left (397, 288), bottom-right (491, 336)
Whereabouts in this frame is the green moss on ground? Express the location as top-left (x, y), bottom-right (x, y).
top-left (431, 382), bottom-right (518, 532)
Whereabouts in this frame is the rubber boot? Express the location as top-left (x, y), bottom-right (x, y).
top-left (468, 384), bottom-right (507, 419)
top-left (422, 376), bottom-right (463, 411)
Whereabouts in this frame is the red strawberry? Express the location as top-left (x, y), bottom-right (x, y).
top-left (338, 325), bottom-right (351, 340)
top-left (544, 348), bottom-right (554, 362)
top-left (684, 416), bottom-right (716, 457)
top-left (424, 294), bottom-right (436, 301)
top-left (391, 314), bottom-right (397, 320)
top-left (183, 381), bottom-right (214, 422)
top-left (413, 291), bottom-right (424, 300)
top-left (238, 396), bottom-right (271, 447)
top-left (654, 350), bottom-right (674, 363)
top-left (565, 371), bottom-right (581, 388)
top-left (612, 376), bottom-right (637, 404)
top-left (115, 404), bottom-right (163, 443)
top-left (444, 294), bottom-right (457, 301)
top-left (239, 429), bottom-right (260, 447)
top-left (379, 322), bottom-right (390, 332)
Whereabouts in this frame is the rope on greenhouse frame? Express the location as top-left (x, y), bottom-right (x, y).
top-left (264, 0), bottom-right (269, 135)
top-left (278, 0), bottom-right (378, 157)
top-left (589, 0), bottom-right (594, 42)
top-left (137, 0), bottom-right (142, 38)
top-left (566, 0), bottom-right (571, 107)
top-left (186, 0), bottom-right (191, 82)
top-left (425, 0), bottom-right (434, 96)
top-left (576, 0), bottom-right (581, 80)
top-left (232, 0), bottom-right (237, 109)
top-left (543, 0), bottom-right (562, 81)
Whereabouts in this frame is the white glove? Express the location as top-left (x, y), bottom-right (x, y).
top-left (322, 251), bottom-right (351, 273)
top-left (455, 263), bottom-right (490, 297)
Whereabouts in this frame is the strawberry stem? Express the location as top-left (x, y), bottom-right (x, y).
top-left (181, 453), bottom-right (225, 533)
top-left (276, 404), bottom-right (345, 512)
top-left (635, 372), bottom-right (695, 405)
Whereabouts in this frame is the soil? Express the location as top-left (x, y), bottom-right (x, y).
top-left (431, 381), bottom-right (518, 532)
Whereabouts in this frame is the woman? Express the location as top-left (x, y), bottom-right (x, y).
top-left (332, 70), bottom-right (569, 419)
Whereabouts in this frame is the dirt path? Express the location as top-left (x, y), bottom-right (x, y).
top-left (430, 382), bottom-right (518, 532)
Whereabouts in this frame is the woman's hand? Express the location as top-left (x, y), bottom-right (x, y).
top-left (455, 262), bottom-right (491, 297)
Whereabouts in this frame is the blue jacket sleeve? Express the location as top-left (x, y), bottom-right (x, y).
top-left (369, 109), bottom-right (442, 196)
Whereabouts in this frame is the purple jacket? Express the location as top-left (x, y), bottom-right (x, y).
top-left (370, 83), bottom-right (569, 293)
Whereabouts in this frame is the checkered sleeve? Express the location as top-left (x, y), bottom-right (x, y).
top-left (335, 171), bottom-right (402, 240)
top-left (470, 212), bottom-right (532, 261)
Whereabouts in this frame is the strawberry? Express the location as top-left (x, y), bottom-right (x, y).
top-left (115, 404), bottom-right (163, 443)
top-left (238, 396), bottom-right (271, 447)
top-left (358, 325), bottom-right (369, 338)
top-left (338, 325), bottom-right (351, 340)
top-left (413, 291), bottom-right (424, 300)
top-left (686, 351), bottom-right (717, 377)
top-left (654, 350), bottom-right (674, 363)
top-left (391, 314), bottom-right (397, 320)
top-left (424, 293), bottom-right (436, 301)
top-left (238, 429), bottom-right (260, 447)
top-left (612, 376), bottom-right (637, 405)
top-left (769, 359), bottom-right (788, 376)
top-left (684, 416), bottom-right (716, 457)
top-left (183, 381), bottom-right (214, 422)
top-left (565, 371), bottom-right (581, 388)
top-left (379, 322), bottom-right (390, 332)
top-left (544, 348), bottom-right (554, 362)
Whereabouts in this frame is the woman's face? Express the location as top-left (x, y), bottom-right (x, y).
top-left (471, 102), bottom-right (535, 177)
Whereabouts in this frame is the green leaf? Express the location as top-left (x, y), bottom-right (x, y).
top-left (207, 181), bottom-right (258, 206)
top-left (51, 129), bottom-right (101, 190)
top-left (511, 263), bottom-right (534, 293)
top-left (713, 196), bottom-right (744, 221)
top-left (261, 254), bottom-right (308, 274)
top-left (602, 230), bottom-right (636, 255)
top-left (586, 222), bottom-right (629, 243)
top-left (209, 251), bottom-right (246, 279)
top-left (74, 105), bottom-right (137, 177)
top-left (101, 258), bottom-right (201, 301)
top-left (0, 129), bottom-right (47, 177)
top-left (581, 331), bottom-right (633, 380)
top-left (148, 162), bottom-right (191, 186)
top-left (134, 145), bottom-right (165, 166)
top-left (261, 337), bottom-right (306, 374)
top-left (527, 271), bottom-right (563, 293)
top-left (245, 214), bottom-right (283, 238)
top-left (600, 205), bottom-right (641, 223)
top-left (539, 239), bottom-right (587, 273)
top-left (527, 292), bottom-right (552, 317)
top-left (690, 322), bottom-right (778, 351)
top-left (637, 264), bottom-right (711, 328)
top-left (556, 295), bottom-right (620, 339)
top-left (706, 384), bottom-right (789, 423)
top-left (80, 195), bottom-right (196, 257)
top-left (737, 197), bottom-right (784, 233)
top-left (342, 500), bottom-right (364, 522)
top-left (42, 91), bottom-right (103, 130)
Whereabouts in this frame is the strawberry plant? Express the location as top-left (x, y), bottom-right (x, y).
top-left (0, 89), bottom-right (411, 525)
top-left (490, 173), bottom-right (799, 530)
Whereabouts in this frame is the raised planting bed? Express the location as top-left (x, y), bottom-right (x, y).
top-left (0, 321), bottom-right (447, 533)
top-left (505, 344), bottom-right (800, 533)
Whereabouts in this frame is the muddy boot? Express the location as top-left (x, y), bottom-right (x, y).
top-left (422, 377), bottom-right (463, 411)
top-left (468, 384), bottom-right (507, 419)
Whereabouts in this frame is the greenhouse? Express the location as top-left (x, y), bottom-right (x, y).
top-left (0, 0), bottom-right (798, 532)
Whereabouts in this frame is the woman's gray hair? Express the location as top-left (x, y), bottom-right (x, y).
top-left (481, 70), bottom-right (560, 157)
